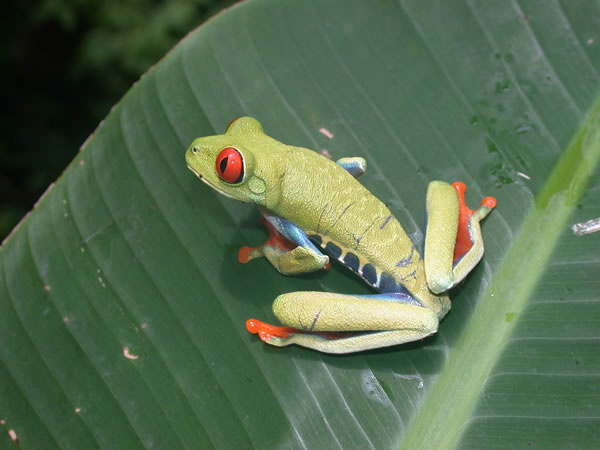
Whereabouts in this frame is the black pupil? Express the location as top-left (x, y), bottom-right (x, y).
top-left (219, 157), bottom-right (228, 174)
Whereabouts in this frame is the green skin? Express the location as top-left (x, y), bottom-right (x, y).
top-left (186, 117), bottom-right (494, 354)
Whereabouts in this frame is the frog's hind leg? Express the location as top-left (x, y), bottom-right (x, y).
top-left (246, 292), bottom-right (439, 354)
top-left (424, 181), bottom-right (496, 294)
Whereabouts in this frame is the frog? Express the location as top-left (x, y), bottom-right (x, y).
top-left (185, 117), bottom-right (496, 354)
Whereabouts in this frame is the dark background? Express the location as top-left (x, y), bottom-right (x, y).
top-left (1, 0), bottom-right (235, 241)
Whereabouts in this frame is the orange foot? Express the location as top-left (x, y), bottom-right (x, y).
top-left (451, 182), bottom-right (497, 263)
top-left (246, 318), bottom-right (296, 342)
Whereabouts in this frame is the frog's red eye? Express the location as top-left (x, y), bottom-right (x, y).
top-left (215, 147), bottom-right (244, 183)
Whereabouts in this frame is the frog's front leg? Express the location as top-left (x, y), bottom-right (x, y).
top-left (336, 157), bottom-right (366, 178)
top-left (424, 181), bottom-right (496, 294)
top-left (238, 212), bottom-right (328, 275)
top-left (246, 291), bottom-right (440, 353)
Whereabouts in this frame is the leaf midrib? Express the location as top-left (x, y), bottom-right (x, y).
top-left (399, 94), bottom-right (600, 449)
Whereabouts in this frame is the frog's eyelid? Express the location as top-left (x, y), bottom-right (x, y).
top-left (192, 146), bottom-right (199, 153)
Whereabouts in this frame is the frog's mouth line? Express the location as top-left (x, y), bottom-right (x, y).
top-left (186, 163), bottom-right (202, 179)
top-left (187, 163), bottom-right (240, 201)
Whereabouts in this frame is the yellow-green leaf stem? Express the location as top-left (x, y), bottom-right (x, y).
top-left (400, 94), bottom-right (600, 450)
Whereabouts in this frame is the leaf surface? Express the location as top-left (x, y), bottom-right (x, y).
top-left (2, 1), bottom-right (600, 448)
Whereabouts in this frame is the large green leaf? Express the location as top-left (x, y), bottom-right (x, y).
top-left (2, 1), bottom-right (599, 448)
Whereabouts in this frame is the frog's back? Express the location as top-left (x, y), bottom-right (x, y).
top-left (274, 147), bottom-right (446, 314)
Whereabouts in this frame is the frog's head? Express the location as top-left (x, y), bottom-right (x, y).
top-left (185, 117), bottom-right (278, 206)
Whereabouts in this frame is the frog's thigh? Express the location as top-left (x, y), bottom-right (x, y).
top-left (424, 181), bottom-right (460, 294)
top-left (273, 292), bottom-right (437, 333)
top-left (271, 292), bottom-right (438, 353)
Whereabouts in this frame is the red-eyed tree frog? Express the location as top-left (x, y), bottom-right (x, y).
top-left (186, 117), bottom-right (496, 354)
